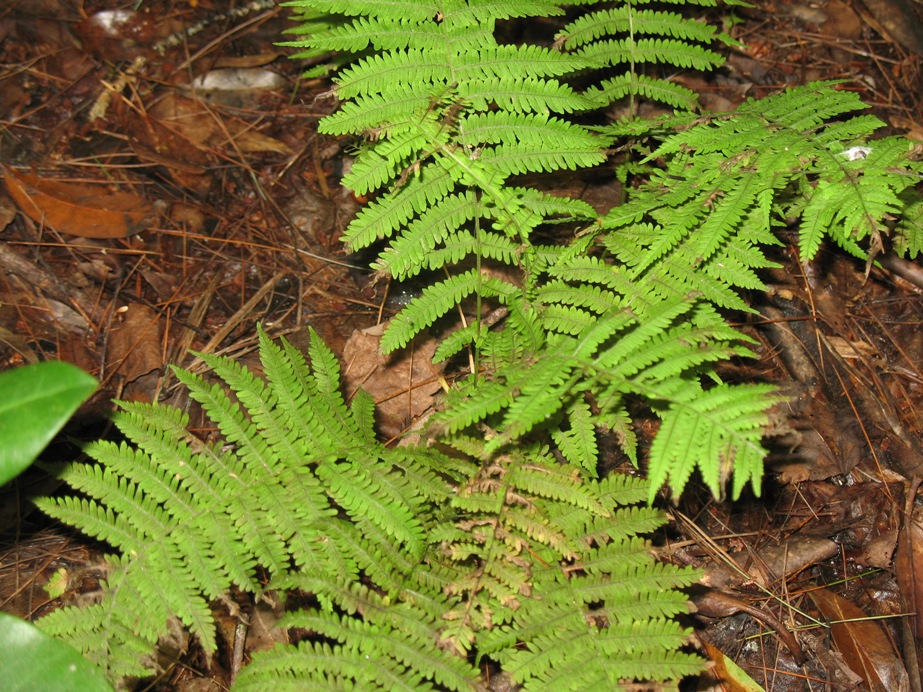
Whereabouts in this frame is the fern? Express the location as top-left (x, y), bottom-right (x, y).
top-left (281, 0), bottom-right (923, 504)
top-left (35, 328), bottom-right (430, 681)
top-left (37, 327), bottom-right (699, 689)
top-left (555, 0), bottom-right (738, 111)
top-left (31, 0), bottom-right (923, 686)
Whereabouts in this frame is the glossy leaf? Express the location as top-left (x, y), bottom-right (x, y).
top-left (0, 612), bottom-right (111, 691)
top-left (0, 361), bottom-right (97, 486)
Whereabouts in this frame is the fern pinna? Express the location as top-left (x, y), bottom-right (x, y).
top-left (37, 327), bottom-right (699, 688)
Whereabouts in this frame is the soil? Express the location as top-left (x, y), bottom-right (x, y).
top-left (1, 0), bottom-right (922, 689)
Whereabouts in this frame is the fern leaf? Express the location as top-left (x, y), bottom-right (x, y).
top-left (458, 76), bottom-right (594, 114)
top-left (589, 72), bottom-right (699, 110)
top-left (895, 195), bottom-right (923, 257)
top-left (551, 397), bottom-right (599, 472)
top-left (317, 457), bottom-right (427, 559)
top-left (343, 118), bottom-right (447, 195)
top-left (342, 164), bottom-right (457, 250)
top-left (373, 192), bottom-right (480, 279)
top-left (381, 269), bottom-right (519, 353)
top-left (319, 87), bottom-right (440, 135)
top-left (648, 383), bottom-right (778, 501)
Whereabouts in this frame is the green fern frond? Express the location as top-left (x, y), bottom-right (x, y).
top-left (239, 608), bottom-right (478, 691)
top-left (590, 72), bottom-right (700, 110)
top-left (343, 163), bottom-right (457, 250)
top-left (434, 443), bottom-right (673, 656)
top-left (477, 472), bottom-right (701, 688)
top-left (36, 327), bottom-right (446, 682)
top-left (895, 195), bottom-right (923, 257)
top-left (38, 2), bottom-right (923, 688)
top-left (36, 560), bottom-right (170, 681)
top-left (38, 320), bottom-right (703, 688)
top-left (648, 383), bottom-right (780, 501)
top-left (555, 0), bottom-right (733, 110)
top-left (380, 269), bottom-right (519, 353)
top-left (298, 0), bottom-right (618, 355)
top-left (551, 400), bottom-right (598, 472)
top-left (458, 76), bottom-right (596, 114)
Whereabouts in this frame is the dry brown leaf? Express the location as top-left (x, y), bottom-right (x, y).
top-left (858, 529), bottom-right (899, 568)
top-left (343, 323), bottom-right (444, 440)
top-left (2, 166), bottom-right (156, 238)
top-left (128, 93), bottom-right (216, 194)
top-left (108, 304), bottom-right (164, 400)
top-left (149, 92), bottom-right (292, 155)
top-left (895, 481), bottom-right (923, 638)
top-left (891, 116), bottom-right (923, 142)
top-left (127, 92), bottom-right (291, 192)
top-left (810, 587), bottom-right (909, 692)
top-left (700, 641), bottom-right (766, 692)
top-left (232, 129), bottom-right (294, 155)
top-left (246, 600), bottom-right (288, 654)
top-left (822, 335), bottom-right (877, 361)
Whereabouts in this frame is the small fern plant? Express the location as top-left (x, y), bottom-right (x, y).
top-left (36, 327), bottom-right (701, 688)
top-left (282, 0), bottom-right (923, 500)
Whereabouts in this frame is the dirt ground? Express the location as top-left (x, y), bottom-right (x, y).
top-left (1, 0), bottom-right (922, 689)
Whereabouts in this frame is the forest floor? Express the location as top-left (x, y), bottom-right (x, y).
top-left (1, 0), bottom-right (923, 690)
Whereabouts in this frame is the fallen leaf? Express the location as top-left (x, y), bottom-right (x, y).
top-left (894, 480), bottom-right (923, 638)
top-left (858, 528), bottom-right (898, 568)
top-left (2, 166), bottom-right (156, 238)
top-left (233, 129), bottom-right (294, 155)
top-left (701, 640), bottom-right (766, 692)
top-left (108, 304), bottom-right (164, 400)
top-left (822, 335), bottom-right (877, 361)
top-left (810, 587), bottom-right (909, 692)
top-left (127, 94), bottom-right (216, 194)
top-left (128, 92), bottom-right (292, 193)
top-left (343, 322), bottom-right (444, 440)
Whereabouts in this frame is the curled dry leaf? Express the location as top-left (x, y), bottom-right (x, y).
top-left (2, 166), bottom-right (156, 238)
top-left (809, 587), bottom-right (909, 692)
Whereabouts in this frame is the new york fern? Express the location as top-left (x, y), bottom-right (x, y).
top-left (282, 0), bottom-right (922, 499)
top-left (37, 328), bottom-right (700, 688)
top-left (31, 0), bottom-right (923, 686)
